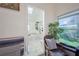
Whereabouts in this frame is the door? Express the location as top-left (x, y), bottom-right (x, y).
top-left (27, 7), bottom-right (44, 56)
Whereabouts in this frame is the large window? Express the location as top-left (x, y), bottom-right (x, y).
top-left (59, 10), bottom-right (79, 42)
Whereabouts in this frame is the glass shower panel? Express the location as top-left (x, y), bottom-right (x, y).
top-left (28, 7), bottom-right (44, 56)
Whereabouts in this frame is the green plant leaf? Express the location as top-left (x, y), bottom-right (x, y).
top-left (48, 21), bottom-right (64, 39)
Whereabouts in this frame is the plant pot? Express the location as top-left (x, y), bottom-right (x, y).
top-left (44, 35), bottom-right (53, 39)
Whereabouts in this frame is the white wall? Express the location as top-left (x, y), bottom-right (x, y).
top-left (0, 4), bottom-right (27, 37)
top-left (54, 3), bottom-right (79, 19)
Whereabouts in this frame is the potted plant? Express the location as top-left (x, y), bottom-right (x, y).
top-left (48, 21), bottom-right (64, 40)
